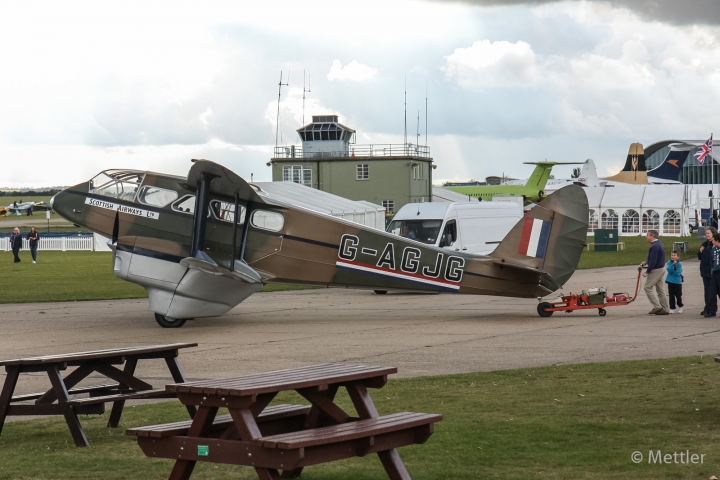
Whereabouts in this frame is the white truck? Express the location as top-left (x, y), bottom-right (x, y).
top-left (387, 201), bottom-right (523, 255)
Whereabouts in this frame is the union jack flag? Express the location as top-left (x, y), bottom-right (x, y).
top-left (695, 134), bottom-right (713, 164)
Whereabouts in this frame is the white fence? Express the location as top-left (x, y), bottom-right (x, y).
top-left (2, 236), bottom-right (96, 252)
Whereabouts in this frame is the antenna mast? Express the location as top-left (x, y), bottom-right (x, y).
top-left (404, 77), bottom-right (407, 148)
top-left (425, 83), bottom-right (428, 147)
top-left (302, 70), bottom-right (311, 126)
top-left (275, 70), bottom-right (289, 148)
top-left (416, 111), bottom-right (420, 146)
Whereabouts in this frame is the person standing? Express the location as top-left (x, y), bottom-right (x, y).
top-left (698, 227), bottom-right (717, 315)
top-left (707, 232), bottom-right (720, 318)
top-left (665, 251), bottom-right (683, 313)
top-left (9, 227), bottom-right (22, 263)
top-left (641, 229), bottom-right (669, 315)
top-left (27, 226), bottom-right (39, 264)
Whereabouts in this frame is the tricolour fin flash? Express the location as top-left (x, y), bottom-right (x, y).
top-left (491, 184), bottom-right (588, 290)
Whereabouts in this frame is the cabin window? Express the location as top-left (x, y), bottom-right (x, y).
top-left (382, 200), bottom-right (394, 214)
top-left (356, 164), bottom-right (369, 180)
top-left (90, 171), bottom-right (144, 202)
top-left (251, 210), bottom-right (284, 232)
top-left (172, 195), bottom-right (195, 214)
top-left (210, 200), bottom-right (246, 224)
top-left (282, 165), bottom-right (312, 187)
top-left (137, 186), bottom-right (178, 207)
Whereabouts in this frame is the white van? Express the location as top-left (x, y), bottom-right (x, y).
top-left (387, 201), bottom-right (523, 255)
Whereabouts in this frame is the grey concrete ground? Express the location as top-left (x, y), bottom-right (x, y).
top-left (1, 261), bottom-right (718, 398)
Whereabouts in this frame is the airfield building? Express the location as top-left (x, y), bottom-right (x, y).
top-left (268, 115), bottom-right (434, 218)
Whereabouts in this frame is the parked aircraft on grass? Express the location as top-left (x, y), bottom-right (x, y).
top-left (445, 162), bottom-right (584, 204)
top-left (51, 160), bottom-right (589, 328)
top-left (1, 201), bottom-right (52, 216)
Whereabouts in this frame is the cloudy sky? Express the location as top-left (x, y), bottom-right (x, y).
top-left (1, 0), bottom-right (719, 188)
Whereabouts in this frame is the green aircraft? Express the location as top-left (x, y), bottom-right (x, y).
top-left (446, 161), bottom-right (583, 204)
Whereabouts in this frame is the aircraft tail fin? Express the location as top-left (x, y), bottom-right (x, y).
top-left (490, 184), bottom-right (588, 292)
top-left (648, 149), bottom-right (689, 182)
top-left (604, 142), bottom-right (648, 184)
top-left (576, 159), bottom-right (600, 187)
top-left (524, 163), bottom-right (553, 190)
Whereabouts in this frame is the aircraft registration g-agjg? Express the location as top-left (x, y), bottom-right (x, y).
top-left (51, 160), bottom-right (589, 328)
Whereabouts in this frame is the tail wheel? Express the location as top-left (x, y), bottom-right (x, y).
top-left (154, 313), bottom-right (187, 328)
top-left (374, 290), bottom-right (388, 295)
top-left (537, 302), bottom-right (554, 317)
top-left (598, 308), bottom-right (607, 316)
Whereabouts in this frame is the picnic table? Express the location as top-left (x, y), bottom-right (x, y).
top-left (0, 343), bottom-right (197, 447)
top-left (127, 363), bottom-right (442, 480)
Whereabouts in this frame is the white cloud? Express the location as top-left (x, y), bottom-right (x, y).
top-left (327, 60), bottom-right (378, 82)
top-left (442, 40), bottom-right (539, 88)
top-left (199, 108), bottom-right (213, 130)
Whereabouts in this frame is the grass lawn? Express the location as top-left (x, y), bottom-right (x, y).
top-left (578, 235), bottom-right (702, 269)
top-left (0, 252), bottom-right (315, 304)
top-left (1, 356), bottom-right (718, 479)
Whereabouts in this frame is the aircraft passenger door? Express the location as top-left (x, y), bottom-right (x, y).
top-left (244, 209), bottom-right (284, 263)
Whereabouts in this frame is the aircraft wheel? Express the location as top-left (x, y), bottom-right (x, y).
top-left (537, 302), bottom-right (554, 317)
top-left (598, 308), bottom-right (607, 316)
top-left (154, 313), bottom-right (187, 328)
top-left (374, 290), bottom-right (388, 295)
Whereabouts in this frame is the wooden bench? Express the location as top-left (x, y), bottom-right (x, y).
top-left (0, 343), bottom-right (197, 447)
top-left (254, 411), bottom-right (440, 455)
top-left (128, 363), bottom-right (442, 480)
top-left (128, 404), bottom-right (312, 438)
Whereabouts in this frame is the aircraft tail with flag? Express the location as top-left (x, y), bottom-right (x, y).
top-left (490, 184), bottom-right (588, 294)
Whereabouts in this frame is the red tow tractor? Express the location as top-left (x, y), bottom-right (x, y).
top-left (537, 266), bottom-right (643, 317)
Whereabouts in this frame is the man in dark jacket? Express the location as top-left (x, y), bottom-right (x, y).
top-left (641, 229), bottom-right (669, 315)
top-left (9, 227), bottom-right (22, 263)
top-left (698, 227), bottom-right (718, 315)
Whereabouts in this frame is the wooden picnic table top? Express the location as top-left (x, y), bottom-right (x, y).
top-left (167, 363), bottom-right (396, 397)
top-left (0, 343), bottom-right (198, 367)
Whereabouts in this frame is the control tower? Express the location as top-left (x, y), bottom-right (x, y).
top-left (269, 114), bottom-right (434, 218)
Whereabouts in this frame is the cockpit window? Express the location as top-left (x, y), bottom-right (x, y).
top-left (387, 219), bottom-right (442, 245)
top-left (89, 171), bottom-right (144, 202)
top-left (137, 186), bottom-right (178, 207)
top-left (210, 200), bottom-right (246, 224)
top-left (172, 195), bottom-right (195, 214)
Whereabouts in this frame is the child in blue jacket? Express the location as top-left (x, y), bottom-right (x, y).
top-left (665, 250), bottom-right (683, 313)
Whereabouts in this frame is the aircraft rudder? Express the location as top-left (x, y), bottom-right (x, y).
top-left (491, 185), bottom-right (588, 289)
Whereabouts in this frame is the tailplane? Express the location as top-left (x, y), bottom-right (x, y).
top-left (490, 184), bottom-right (588, 292)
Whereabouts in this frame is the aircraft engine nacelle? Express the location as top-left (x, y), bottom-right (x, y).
top-left (112, 236), bottom-right (262, 321)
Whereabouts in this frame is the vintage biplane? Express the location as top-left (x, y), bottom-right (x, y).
top-left (51, 160), bottom-right (589, 328)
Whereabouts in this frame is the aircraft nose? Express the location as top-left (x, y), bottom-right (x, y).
top-left (51, 189), bottom-right (81, 224)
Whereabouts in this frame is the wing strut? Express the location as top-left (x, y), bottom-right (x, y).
top-left (239, 201), bottom-right (253, 262)
top-left (190, 171), bottom-right (219, 263)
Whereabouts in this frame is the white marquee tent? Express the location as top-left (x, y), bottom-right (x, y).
top-left (586, 184), bottom-right (692, 237)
